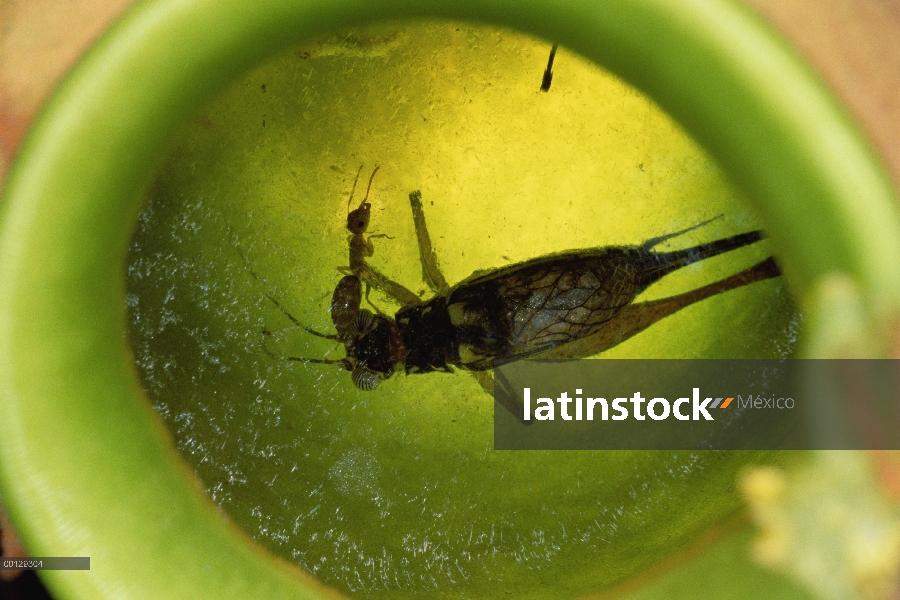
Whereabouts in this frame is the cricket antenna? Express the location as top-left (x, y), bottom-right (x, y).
top-left (264, 291), bottom-right (341, 340)
top-left (232, 238), bottom-right (341, 340)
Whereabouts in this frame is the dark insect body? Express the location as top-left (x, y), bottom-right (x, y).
top-left (395, 227), bottom-right (766, 373)
top-left (540, 43), bottom-right (559, 92)
top-left (259, 172), bottom-right (782, 402)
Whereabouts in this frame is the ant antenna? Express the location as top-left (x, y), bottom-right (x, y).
top-left (347, 164), bottom-right (364, 213)
top-left (362, 165), bottom-right (380, 205)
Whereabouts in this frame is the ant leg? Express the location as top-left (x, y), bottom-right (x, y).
top-left (340, 264), bottom-right (422, 307)
top-left (366, 233), bottom-right (392, 246)
top-left (360, 233), bottom-right (392, 264)
top-left (408, 191), bottom-right (449, 294)
top-left (363, 281), bottom-right (387, 316)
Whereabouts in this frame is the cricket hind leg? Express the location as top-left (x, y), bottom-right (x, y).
top-left (471, 370), bottom-right (494, 395)
top-left (536, 256), bottom-right (782, 361)
top-left (408, 190), bottom-right (450, 295)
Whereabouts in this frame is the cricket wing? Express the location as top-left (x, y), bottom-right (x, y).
top-left (447, 252), bottom-right (644, 368)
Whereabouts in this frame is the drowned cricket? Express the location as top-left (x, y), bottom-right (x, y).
top-left (252, 166), bottom-right (781, 419)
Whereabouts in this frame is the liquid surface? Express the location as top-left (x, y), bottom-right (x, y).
top-left (126, 21), bottom-right (798, 599)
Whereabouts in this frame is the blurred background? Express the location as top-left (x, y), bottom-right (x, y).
top-left (2, 0), bottom-right (898, 188)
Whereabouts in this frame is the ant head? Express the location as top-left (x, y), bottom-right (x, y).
top-left (347, 202), bottom-right (371, 234)
top-left (345, 165), bottom-right (379, 233)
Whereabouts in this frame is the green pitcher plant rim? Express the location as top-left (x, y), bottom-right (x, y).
top-left (1, 0), bottom-right (899, 599)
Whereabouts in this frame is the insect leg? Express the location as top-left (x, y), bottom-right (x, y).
top-left (408, 190), bottom-right (449, 294)
top-left (366, 233), bottom-right (392, 243)
top-left (476, 369), bottom-right (533, 424)
top-left (363, 283), bottom-right (387, 316)
top-left (536, 256), bottom-right (781, 359)
top-left (352, 264), bottom-right (422, 307)
top-left (471, 370), bottom-right (493, 394)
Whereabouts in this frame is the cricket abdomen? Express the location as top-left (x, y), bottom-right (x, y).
top-left (392, 228), bottom-right (769, 375)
